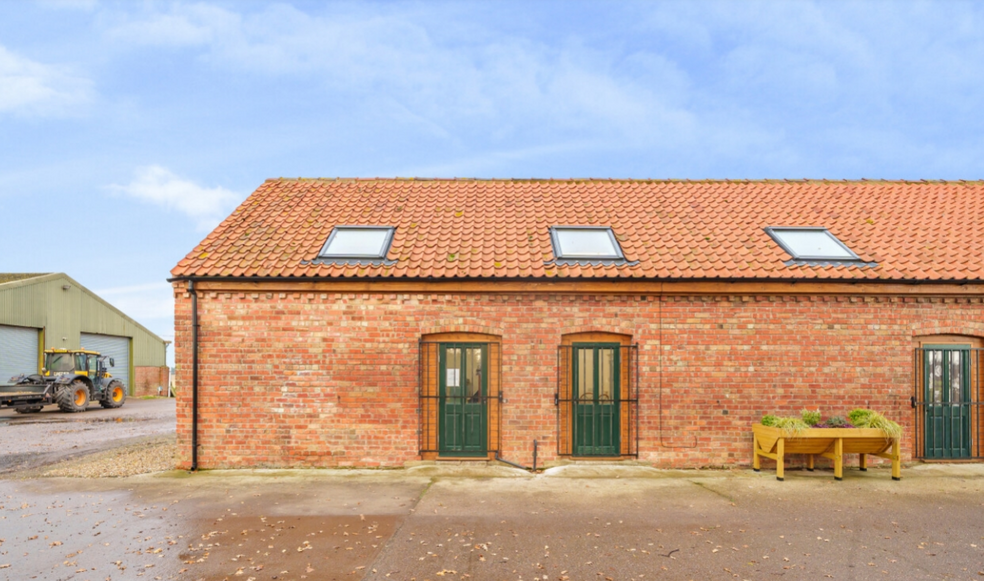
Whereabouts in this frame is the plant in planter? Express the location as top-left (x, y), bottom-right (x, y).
top-left (754, 408), bottom-right (902, 481)
top-left (819, 415), bottom-right (853, 428)
top-left (801, 409), bottom-right (822, 426)
top-left (759, 413), bottom-right (808, 437)
top-left (848, 408), bottom-right (902, 439)
top-left (773, 417), bottom-right (809, 437)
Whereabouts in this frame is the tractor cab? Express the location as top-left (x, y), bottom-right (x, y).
top-left (43, 349), bottom-right (115, 381)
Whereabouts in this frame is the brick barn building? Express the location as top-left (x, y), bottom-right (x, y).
top-left (170, 178), bottom-right (984, 470)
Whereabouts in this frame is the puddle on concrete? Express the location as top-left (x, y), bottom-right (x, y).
top-left (176, 515), bottom-right (401, 581)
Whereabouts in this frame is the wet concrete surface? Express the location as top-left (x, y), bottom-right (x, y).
top-left (0, 464), bottom-right (982, 580)
top-left (0, 399), bottom-right (175, 475)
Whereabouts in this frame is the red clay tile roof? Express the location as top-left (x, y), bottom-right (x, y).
top-left (171, 178), bottom-right (984, 281)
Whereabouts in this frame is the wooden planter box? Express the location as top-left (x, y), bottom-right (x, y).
top-left (752, 423), bottom-right (901, 481)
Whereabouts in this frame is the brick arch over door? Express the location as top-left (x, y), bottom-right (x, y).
top-left (419, 332), bottom-right (503, 460)
top-left (558, 323), bottom-right (638, 338)
top-left (911, 323), bottom-right (984, 340)
top-left (419, 321), bottom-right (505, 338)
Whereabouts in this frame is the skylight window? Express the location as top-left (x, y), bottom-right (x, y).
top-left (550, 226), bottom-right (624, 260)
top-left (318, 226), bottom-right (395, 259)
top-left (765, 227), bottom-right (859, 261)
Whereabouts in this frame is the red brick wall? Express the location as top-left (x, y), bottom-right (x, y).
top-left (134, 366), bottom-right (170, 397)
top-left (172, 289), bottom-right (984, 469)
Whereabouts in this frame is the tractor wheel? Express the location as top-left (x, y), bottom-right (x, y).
top-left (100, 381), bottom-right (127, 409)
top-left (56, 380), bottom-right (90, 413)
top-left (14, 406), bottom-right (43, 414)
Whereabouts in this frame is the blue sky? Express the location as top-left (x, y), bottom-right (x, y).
top-left (1, 0), bottom-right (982, 364)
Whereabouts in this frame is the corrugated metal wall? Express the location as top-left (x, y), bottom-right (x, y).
top-left (80, 333), bottom-right (131, 387)
top-left (0, 274), bottom-right (166, 367)
top-left (79, 291), bottom-right (164, 366)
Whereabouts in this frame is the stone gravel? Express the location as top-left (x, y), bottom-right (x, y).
top-left (37, 434), bottom-right (177, 478)
top-left (0, 398), bottom-right (176, 475)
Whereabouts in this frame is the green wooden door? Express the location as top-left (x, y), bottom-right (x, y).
top-left (923, 345), bottom-right (972, 458)
top-left (439, 344), bottom-right (487, 456)
top-left (573, 344), bottom-right (620, 456)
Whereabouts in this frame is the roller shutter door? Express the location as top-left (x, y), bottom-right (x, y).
top-left (0, 325), bottom-right (40, 382)
top-left (80, 333), bottom-right (130, 388)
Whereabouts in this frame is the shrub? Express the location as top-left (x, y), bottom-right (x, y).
top-left (825, 415), bottom-right (850, 428)
top-left (761, 414), bottom-right (779, 427)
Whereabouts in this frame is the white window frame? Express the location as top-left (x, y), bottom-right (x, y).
top-left (318, 226), bottom-right (396, 259)
top-left (764, 227), bottom-right (861, 261)
top-left (549, 226), bottom-right (625, 260)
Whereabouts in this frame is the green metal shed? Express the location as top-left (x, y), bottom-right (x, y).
top-left (0, 273), bottom-right (168, 394)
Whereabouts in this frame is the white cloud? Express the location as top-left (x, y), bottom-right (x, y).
top-left (101, 4), bottom-right (699, 149)
top-left (111, 165), bottom-right (241, 230)
top-left (95, 1), bottom-right (984, 178)
top-left (0, 45), bottom-right (93, 116)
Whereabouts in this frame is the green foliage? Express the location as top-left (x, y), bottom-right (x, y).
top-left (866, 414), bottom-right (903, 438)
top-left (801, 408), bottom-right (822, 426)
top-left (773, 417), bottom-right (809, 437)
top-left (848, 408), bottom-right (902, 438)
top-left (761, 414), bottom-right (779, 427)
top-left (825, 415), bottom-right (850, 428)
top-left (848, 408), bottom-right (874, 425)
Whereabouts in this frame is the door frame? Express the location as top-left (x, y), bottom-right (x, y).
top-left (571, 342), bottom-right (621, 456)
top-left (921, 343), bottom-right (972, 459)
top-left (438, 342), bottom-right (488, 457)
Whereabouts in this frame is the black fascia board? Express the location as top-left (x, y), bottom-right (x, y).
top-left (167, 274), bottom-right (984, 285)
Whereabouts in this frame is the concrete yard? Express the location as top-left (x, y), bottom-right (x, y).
top-left (1, 462), bottom-right (983, 581)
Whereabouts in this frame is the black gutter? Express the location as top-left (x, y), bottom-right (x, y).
top-left (167, 275), bottom-right (984, 286)
top-left (188, 280), bottom-right (199, 472)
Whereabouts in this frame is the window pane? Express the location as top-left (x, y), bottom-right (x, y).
top-left (577, 349), bottom-right (594, 401)
top-left (599, 349), bottom-right (614, 402)
top-left (949, 351), bottom-right (963, 403)
top-left (928, 350), bottom-right (943, 403)
top-left (772, 229), bottom-right (854, 259)
top-left (446, 348), bottom-right (461, 396)
top-left (466, 348), bottom-right (482, 402)
top-left (556, 229), bottom-right (619, 257)
top-left (322, 228), bottom-right (390, 257)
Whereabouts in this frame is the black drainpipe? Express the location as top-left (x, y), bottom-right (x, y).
top-left (495, 450), bottom-right (529, 471)
top-left (188, 280), bottom-right (199, 471)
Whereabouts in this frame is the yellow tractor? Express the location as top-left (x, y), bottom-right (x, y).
top-left (1, 348), bottom-right (126, 413)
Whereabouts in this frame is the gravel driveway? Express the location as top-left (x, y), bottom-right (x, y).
top-left (0, 398), bottom-right (175, 475)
